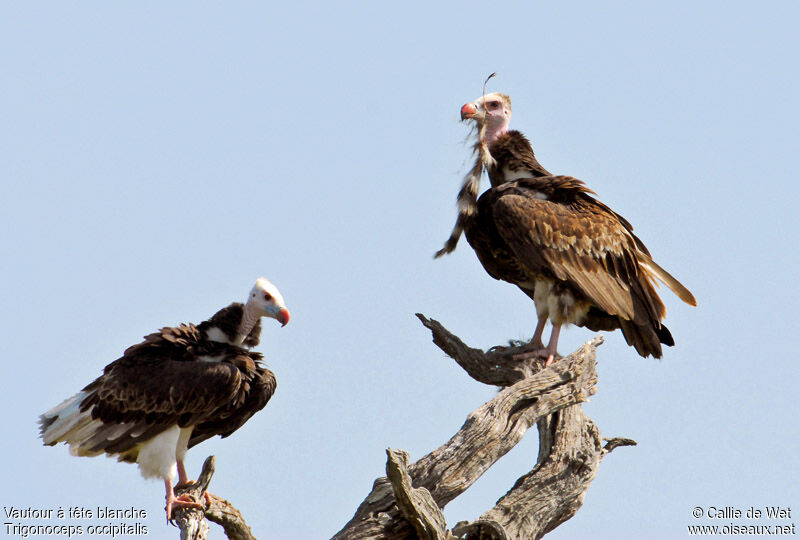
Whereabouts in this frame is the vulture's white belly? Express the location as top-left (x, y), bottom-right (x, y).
top-left (136, 426), bottom-right (193, 481)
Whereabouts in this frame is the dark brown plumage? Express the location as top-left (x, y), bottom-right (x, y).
top-left (484, 130), bottom-right (551, 186)
top-left (199, 303), bottom-right (263, 349)
top-left (440, 91), bottom-right (696, 363)
top-left (467, 174), bottom-right (693, 358)
top-left (39, 278), bottom-right (289, 518)
top-left (65, 304), bottom-right (275, 460)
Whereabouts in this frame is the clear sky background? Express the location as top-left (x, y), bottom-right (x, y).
top-left (2, 2), bottom-right (798, 539)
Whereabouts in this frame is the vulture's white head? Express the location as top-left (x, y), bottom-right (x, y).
top-left (246, 277), bottom-right (290, 327)
top-left (460, 92), bottom-right (512, 145)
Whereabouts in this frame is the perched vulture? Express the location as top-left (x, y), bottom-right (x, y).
top-left (437, 91), bottom-right (696, 364)
top-left (39, 278), bottom-right (290, 518)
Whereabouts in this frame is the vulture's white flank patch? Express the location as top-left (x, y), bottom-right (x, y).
top-left (137, 425), bottom-right (181, 480)
top-left (176, 427), bottom-right (193, 462)
top-left (502, 167), bottom-right (537, 183)
top-left (205, 327), bottom-right (231, 344)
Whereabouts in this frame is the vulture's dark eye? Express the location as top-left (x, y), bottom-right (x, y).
top-left (264, 293), bottom-right (272, 301)
top-left (488, 101), bottom-right (499, 108)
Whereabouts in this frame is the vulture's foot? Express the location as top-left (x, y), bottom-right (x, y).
top-left (166, 493), bottom-right (205, 521)
top-left (511, 343), bottom-right (549, 363)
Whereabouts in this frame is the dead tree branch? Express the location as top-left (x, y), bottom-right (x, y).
top-left (386, 448), bottom-right (453, 540)
top-left (332, 314), bottom-right (635, 540)
top-left (415, 314), bottom-right (543, 385)
top-left (173, 456), bottom-right (256, 540)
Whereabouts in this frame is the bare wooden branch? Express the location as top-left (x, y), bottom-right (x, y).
top-left (332, 315), bottom-right (608, 540)
top-left (416, 313), bottom-right (543, 385)
top-left (410, 338), bottom-right (600, 508)
top-left (385, 448), bottom-right (452, 540)
top-left (173, 456), bottom-right (256, 540)
top-left (455, 406), bottom-right (603, 539)
top-left (204, 493), bottom-right (256, 540)
top-left (603, 437), bottom-right (638, 455)
top-left (174, 456), bottom-right (215, 540)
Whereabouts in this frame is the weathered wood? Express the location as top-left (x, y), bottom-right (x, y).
top-left (386, 448), bottom-right (453, 540)
top-left (416, 314), bottom-right (543, 385)
top-left (603, 437), bottom-right (638, 454)
top-left (455, 406), bottom-right (602, 540)
top-left (173, 456), bottom-right (256, 540)
top-left (332, 315), bottom-right (618, 540)
top-left (454, 420), bottom-right (638, 539)
top-left (174, 456), bottom-right (215, 540)
top-left (204, 493), bottom-right (257, 540)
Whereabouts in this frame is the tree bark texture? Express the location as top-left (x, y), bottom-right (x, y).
top-left (332, 314), bottom-right (635, 540)
top-left (173, 456), bottom-right (257, 540)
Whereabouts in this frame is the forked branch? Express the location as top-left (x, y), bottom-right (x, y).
top-left (332, 314), bottom-right (635, 540)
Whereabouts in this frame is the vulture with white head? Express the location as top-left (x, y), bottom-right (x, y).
top-left (39, 278), bottom-right (290, 519)
top-left (437, 91), bottom-right (696, 364)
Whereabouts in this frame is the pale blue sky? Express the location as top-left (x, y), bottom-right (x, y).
top-left (2, 2), bottom-right (798, 539)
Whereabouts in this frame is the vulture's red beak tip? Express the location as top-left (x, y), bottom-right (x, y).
top-left (461, 103), bottom-right (476, 120)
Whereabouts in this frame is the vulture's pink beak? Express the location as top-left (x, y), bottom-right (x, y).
top-left (461, 102), bottom-right (477, 120)
top-left (277, 308), bottom-right (290, 327)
